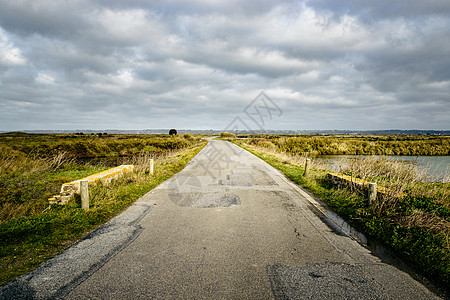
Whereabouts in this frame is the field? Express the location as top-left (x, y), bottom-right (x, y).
top-left (0, 132), bottom-right (207, 285)
top-left (239, 134), bottom-right (450, 156)
top-left (229, 134), bottom-right (450, 292)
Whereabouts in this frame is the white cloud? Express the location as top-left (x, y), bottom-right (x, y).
top-left (114, 69), bottom-right (134, 87)
top-left (0, 28), bottom-right (26, 66)
top-left (89, 8), bottom-right (164, 47)
top-left (35, 72), bottom-right (55, 84)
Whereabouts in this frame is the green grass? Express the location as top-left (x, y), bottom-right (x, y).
top-left (233, 140), bottom-right (450, 291)
top-left (0, 162), bottom-right (110, 221)
top-left (0, 139), bottom-right (206, 286)
top-left (43, 165), bottom-right (110, 182)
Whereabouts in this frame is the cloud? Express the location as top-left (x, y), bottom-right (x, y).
top-left (0, 28), bottom-right (26, 66)
top-left (0, 0), bottom-right (449, 131)
top-left (306, 0), bottom-right (450, 20)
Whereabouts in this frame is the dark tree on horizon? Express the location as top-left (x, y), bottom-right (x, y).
top-left (169, 129), bottom-right (177, 135)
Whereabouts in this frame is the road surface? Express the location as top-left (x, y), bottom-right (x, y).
top-left (0, 140), bottom-right (441, 299)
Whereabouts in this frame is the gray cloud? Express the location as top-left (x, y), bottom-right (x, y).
top-left (0, 0), bottom-right (449, 131)
top-left (307, 0), bottom-right (450, 20)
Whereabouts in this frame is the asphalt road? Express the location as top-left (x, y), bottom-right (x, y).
top-left (0, 140), bottom-right (441, 299)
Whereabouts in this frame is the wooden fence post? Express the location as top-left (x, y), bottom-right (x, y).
top-left (80, 180), bottom-right (89, 210)
top-left (303, 158), bottom-right (310, 177)
top-left (150, 159), bottom-right (154, 175)
top-left (369, 182), bottom-right (377, 206)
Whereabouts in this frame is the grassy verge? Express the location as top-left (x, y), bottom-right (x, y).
top-left (0, 141), bottom-right (206, 286)
top-left (232, 140), bottom-right (449, 291)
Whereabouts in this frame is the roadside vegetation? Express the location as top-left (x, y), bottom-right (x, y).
top-left (230, 135), bottom-right (449, 292)
top-left (239, 134), bottom-right (449, 156)
top-left (0, 132), bottom-right (207, 286)
top-left (220, 132), bottom-right (237, 139)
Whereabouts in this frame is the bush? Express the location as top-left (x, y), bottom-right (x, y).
top-left (220, 132), bottom-right (236, 139)
top-left (258, 135), bottom-right (450, 156)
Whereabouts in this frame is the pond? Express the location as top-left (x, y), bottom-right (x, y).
top-left (314, 155), bottom-right (450, 182)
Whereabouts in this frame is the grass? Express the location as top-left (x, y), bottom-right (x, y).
top-left (241, 134), bottom-right (450, 156)
top-left (0, 132), bottom-right (202, 159)
top-left (0, 133), bottom-right (205, 220)
top-left (0, 133), bottom-right (207, 286)
top-left (232, 138), bottom-right (450, 292)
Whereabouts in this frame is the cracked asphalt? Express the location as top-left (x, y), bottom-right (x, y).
top-left (0, 139), bottom-right (441, 299)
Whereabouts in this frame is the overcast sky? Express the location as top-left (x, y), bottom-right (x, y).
top-left (1, 0), bottom-right (449, 131)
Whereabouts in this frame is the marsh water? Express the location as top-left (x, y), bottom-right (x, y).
top-left (314, 155), bottom-right (450, 182)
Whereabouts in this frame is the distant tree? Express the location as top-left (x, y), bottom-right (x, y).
top-left (169, 129), bottom-right (177, 135)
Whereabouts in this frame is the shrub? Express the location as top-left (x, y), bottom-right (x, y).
top-left (220, 132), bottom-right (236, 139)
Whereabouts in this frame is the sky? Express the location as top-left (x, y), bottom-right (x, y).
top-left (0, 0), bottom-right (449, 131)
